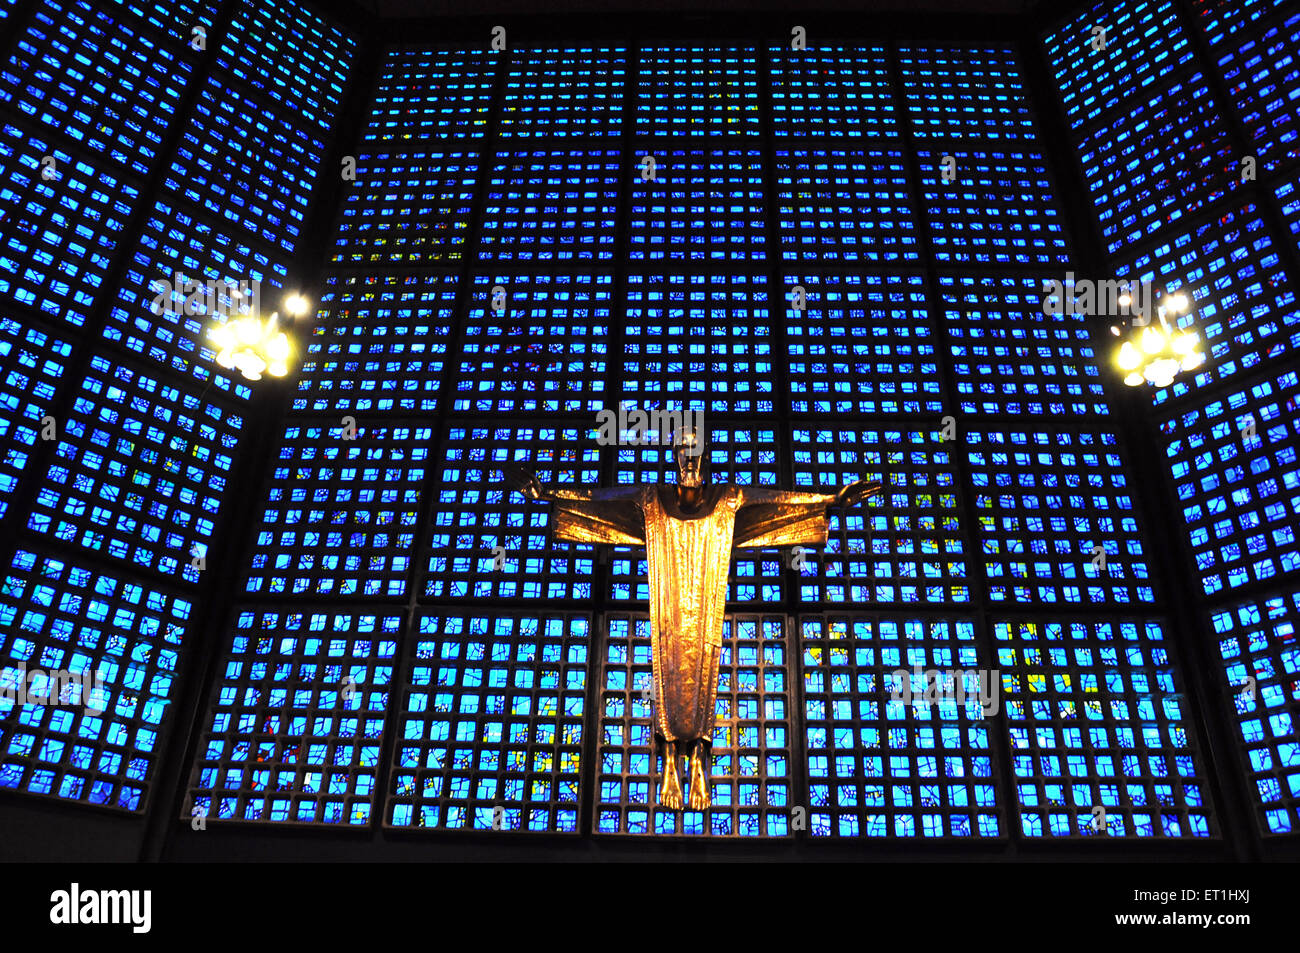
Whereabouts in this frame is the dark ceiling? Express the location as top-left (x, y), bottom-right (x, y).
top-left (354, 0), bottom-right (1040, 17)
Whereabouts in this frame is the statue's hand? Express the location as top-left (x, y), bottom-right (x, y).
top-left (834, 478), bottom-right (884, 510)
top-left (501, 464), bottom-right (544, 501)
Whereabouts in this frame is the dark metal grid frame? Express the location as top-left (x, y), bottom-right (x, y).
top-left (1212, 9), bottom-right (1300, 177)
top-left (618, 269), bottom-right (774, 413)
top-left (478, 149), bottom-right (622, 262)
top-left (242, 420), bottom-right (432, 597)
top-left (769, 45), bottom-right (899, 140)
top-left (628, 147), bottom-right (768, 261)
top-left (994, 615), bottom-right (1215, 840)
top-left (0, 546), bottom-right (194, 812)
top-left (938, 273), bottom-right (1111, 419)
top-left (165, 76), bottom-right (329, 257)
top-left (0, 0), bottom-right (196, 180)
top-left (1156, 363), bottom-right (1300, 599)
top-left (773, 147), bottom-right (920, 263)
top-left (329, 148), bottom-right (481, 265)
top-left (294, 270), bottom-right (460, 415)
top-left (421, 421), bottom-right (600, 602)
top-left (362, 48), bottom-right (501, 143)
top-left (103, 195), bottom-right (291, 404)
top-left (965, 427), bottom-right (1156, 606)
top-left (183, 603), bottom-right (401, 825)
top-left (0, 120), bottom-right (141, 331)
top-left (790, 423), bottom-right (971, 607)
top-left (1208, 586), bottom-right (1300, 837)
top-left (27, 352), bottom-right (244, 584)
top-left (799, 612), bottom-right (1002, 839)
top-left (500, 47), bottom-right (629, 140)
top-left (1076, 70), bottom-right (1240, 256)
top-left (782, 270), bottom-right (941, 416)
top-left (1043, 0), bottom-right (1195, 134)
top-left (215, 0), bottom-right (356, 131)
top-left (0, 311), bottom-right (73, 522)
top-left (897, 44), bottom-right (1039, 141)
top-left (915, 145), bottom-right (1070, 266)
top-left (455, 271), bottom-right (613, 414)
top-left (384, 608), bottom-right (588, 833)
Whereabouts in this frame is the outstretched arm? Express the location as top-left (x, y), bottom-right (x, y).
top-left (733, 479), bottom-right (885, 548)
top-left (501, 464), bottom-right (646, 545)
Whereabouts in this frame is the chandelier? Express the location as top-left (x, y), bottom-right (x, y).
top-left (206, 292), bottom-right (310, 382)
top-left (1110, 285), bottom-right (1204, 389)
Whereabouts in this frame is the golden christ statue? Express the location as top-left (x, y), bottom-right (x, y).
top-left (505, 430), bottom-right (881, 811)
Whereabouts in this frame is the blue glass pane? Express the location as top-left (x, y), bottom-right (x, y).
top-left (629, 148), bottom-right (766, 261)
top-left (1210, 589), bottom-right (1300, 836)
top-left (0, 0), bottom-right (194, 177)
top-left (621, 272), bottom-right (773, 414)
top-left (1216, 11), bottom-right (1300, 172)
top-left (770, 45), bottom-right (898, 139)
top-left (365, 49), bottom-right (500, 142)
top-left (1044, 0), bottom-right (1193, 131)
top-left (0, 549), bottom-right (193, 812)
top-left (331, 150), bottom-right (479, 265)
top-left (1119, 206), bottom-right (1300, 407)
top-left (388, 612), bottom-right (588, 833)
top-left (1160, 367), bottom-right (1300, 597)
top-left (244, 423), bottom-right (430, 597)
top-left (165, 77), bottom-right (328, 256)
top-left (186, 607), bottom-right (400, 825)
top-left (27, 354), bottom-right (243, 583)
top-left (216, 0), bottom-right (355, 131)
top-left (635, 47), bottom-right (760, 136)
top-left (967, 429), bottom-right (1154, 605)
top-left (297, 272), bottom-right (458, 415)
top-left (918, 147), bottom-right (1069, 265)
top-left (801, 616), bottom-right (999, 838)
top-left (502, 48), bottom-right (627, 139)
top-left (791, 426), bottom-right (970, 605)
top-left (0, 312), bottom-right (73, 521)
top-left (998, 618), bottom-right (1210, 839)
top-left (480, 150), bottom-right (621, 262)
top-left (106, 197), bottom-right (291, 402)
top-left (940, 274), bottom-right (1110, 418)
top-left (899, 45), bottom-right (1037, 140)
top-left (424, 424), bottom-right (599, 601)
top-left (0, 122), bottom-right (139, 329)
top-left (775, 148), bottom-right (919, 262)
top-left (455, 272), bottom-right (611, 414)
top-left (784, 272), bottom-right (940, 415)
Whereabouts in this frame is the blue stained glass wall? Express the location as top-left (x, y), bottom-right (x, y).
top-left (0, 0), bottom-right (355, 816)
top-left (1044, 0), bottom-right (1300, 837)
top-left (0, 4), bottom-right (1273, 851)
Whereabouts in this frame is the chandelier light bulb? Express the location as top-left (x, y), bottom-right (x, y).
top-left (1116, 341), bottom-right (1142, 371)
top-left (1123, 371), bottom-right (1144, 387)
top-left (284, 294), bottom-right (311, 317)
top-left (1140, 326), bottom-right (1166, 355)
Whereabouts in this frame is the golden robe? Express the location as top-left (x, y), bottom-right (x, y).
top-left (546, 483), bottom-right (838, 743)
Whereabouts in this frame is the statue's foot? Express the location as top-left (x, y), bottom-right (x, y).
top-left (660, 762), bottom-right (683, 811)
top-left (687, 744), bottom-right (711, 811)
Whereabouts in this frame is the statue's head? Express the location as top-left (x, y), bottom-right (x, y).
top-left (673, 428), bottom-right (706, 488)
